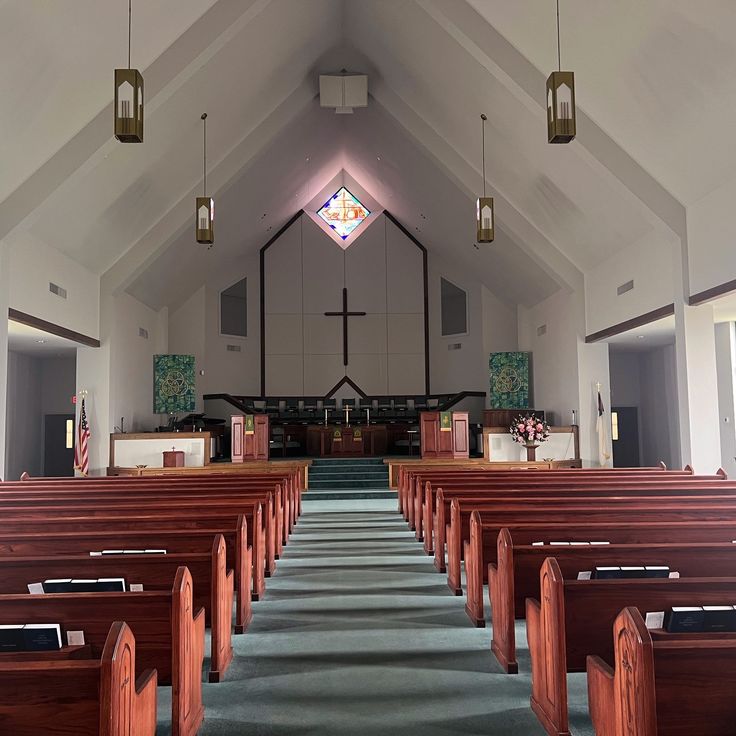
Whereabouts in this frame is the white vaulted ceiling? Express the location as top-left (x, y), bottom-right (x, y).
top-left (3, 0), bottom-right (727, 312)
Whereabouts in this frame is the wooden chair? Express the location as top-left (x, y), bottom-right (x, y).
top-left (0, 621), bottom-right (157, 736)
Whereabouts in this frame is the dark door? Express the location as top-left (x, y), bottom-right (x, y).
top-left (44, 414), bottom-right (75, 477)
top-left (611, 406), bottom-right (640, 468)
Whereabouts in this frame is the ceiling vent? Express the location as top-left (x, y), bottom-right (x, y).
top-left (226, 344), bottom-right (242, 353)
top-left (138, 327), bottom-right (149, 339)
top-left (537, 324), bottom-right (547, 337)
top-left (617, 279), bottom-right (634, 296)
top-left (49, 282), bottom-right (67, 299)
top-left (319, 73), bottom-right (368, 114)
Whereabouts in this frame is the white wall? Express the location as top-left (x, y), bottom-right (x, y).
top-left (7, 233), bottom-right (100, 339)
top-left (715, 322), bottom-right (736, 478)
top-left (585, 231), bottom-right (677, 336)
top-left (0, 243), bottom-right (9, 480)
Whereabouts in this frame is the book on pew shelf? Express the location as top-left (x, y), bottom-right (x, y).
top-left (22, 624), bottom-right (62, 651)
top-left (42, 579), bottom-right (73, 593)
top-left (550, 542), bottom-right (571, 546)
top-left (96, 578), bottom-right (126, 592)
top-left (593, 567), bottom-right (621, 579)
top-left (101, 550), bottom-right (124, 555)
top-left (570, 542), bottom-right (590, 546)
top-left (532, 542), bottom-right (544, 546)
top-left (620, 566), bottom-right (647, 578)
top-left (645, 611), bottom-right (665, 630)
top-left (27, 583), bottom-right (44, 595)
top-left (644, 566), bottom-right (671, 578)
top-left (144, 549), bottom-right (167, 554)
top-left (122, 550), bottom-right (146, 554)
top-left (702, 606), bottom-right (736, 632)
top-left (89, 551), bottom-right (103, 557)
top-left (70, 579), bottom-right (99, 593)
top-left (0, 625), bottom-right (25, 652)
top-left (589, 541), bottom-right (610, 545)
top-left (665, 607), bottom-right (705, 633)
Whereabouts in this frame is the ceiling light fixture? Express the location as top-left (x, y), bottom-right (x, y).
top-left (114, 0), bottom-right (143, 142)
top-left (476, 113), bottom-right (494, 244)
top-left (196, 113), bottom-right (214, 247)
top-left (546, 0), bottom-right (576, 143)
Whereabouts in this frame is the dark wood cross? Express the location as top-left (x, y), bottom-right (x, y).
top-left (324, 287), bottom-right (366, 366)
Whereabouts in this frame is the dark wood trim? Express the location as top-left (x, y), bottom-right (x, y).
top-left (384, 211), bottom-right (431, 393)
top-left (584, 304), bottom-right (675, 344)
top-left (260, 211), bottom-right (304, 394)
top-left (324, 375), bottom-right (368, 399)
top-left (8, 308), bottom-right (100, 348)
top-left (689, 279), bottom-right (736, 306)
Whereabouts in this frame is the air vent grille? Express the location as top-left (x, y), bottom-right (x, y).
top-left (226, 344), bottom-right (242, 352)
top-left (617, 280), bottom-right (634, 296)
top-left (448, 343), bottom-right (462, 351)
top-left (138, 327), bottom-right (149, 339)
top-left (49, 282), bottom-right (67, 299)
top-left (537, 324), bottom-right (547, 337)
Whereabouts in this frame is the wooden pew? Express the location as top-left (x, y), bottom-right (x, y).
top-left (446, 495), bottom-right (736, 598)
top-left (0, 533), bottom-right (233, 681)
top-left (587, 606), bottom-right (736, 736)
top-left (0, 621), bottom-right (157, 736)
top-left (0, 510), bottom-right (257, 628)
top-left (0, 566), bottom-right (204, 736)
top-left (486, 527), bottom-right (736, 673)
top-left (526, 557), bottom-right (736, 736)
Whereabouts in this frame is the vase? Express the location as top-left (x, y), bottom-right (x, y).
top-left (524, 443), bottom-right (539, 462)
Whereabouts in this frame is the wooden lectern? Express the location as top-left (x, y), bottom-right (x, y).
top-left (231, 415), bottom-right (269, 462)
top-left (419, 411), bottom-right (469, 459)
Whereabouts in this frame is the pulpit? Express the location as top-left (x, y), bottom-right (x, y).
top-left (419, 411), bottom-right (469, 459)
top-left (231, 414), bottom-right (269, 462)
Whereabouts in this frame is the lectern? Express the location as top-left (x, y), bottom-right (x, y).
top-left (231, 414), bottom-right (269, 462)
top-left (419, 411), bottom-right (469, 459)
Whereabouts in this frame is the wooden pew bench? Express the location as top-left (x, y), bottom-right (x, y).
top-left (587, 606), bottom-right (736, 736)
top-left (484, 527), bottom-right (736, 673)
top-left (0, 533), bottom-right (233, 681)
top-left (0, 621), bottom-right (157, 736)
top-left (446, 496), bottom-right (736, 598)
top-left (0, 566), bottom-right (204, 736)
top-left (526, 557), bottom-right (736, 736)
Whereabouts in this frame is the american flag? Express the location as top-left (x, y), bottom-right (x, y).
top-left (74, 397), bottom-right (90, 476)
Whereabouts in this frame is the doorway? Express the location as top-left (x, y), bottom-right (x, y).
top-left (611, 406), bottom-right (640, 467)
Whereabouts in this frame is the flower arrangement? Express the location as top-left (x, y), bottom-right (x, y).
top-left (509, 414), bottom-right (550, 446)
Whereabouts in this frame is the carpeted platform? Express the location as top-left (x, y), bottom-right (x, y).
top-left (156, 499), bottom-right (593, 735)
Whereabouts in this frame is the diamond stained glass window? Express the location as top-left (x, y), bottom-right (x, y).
top-left (317, 187), bottom-right (370, 239)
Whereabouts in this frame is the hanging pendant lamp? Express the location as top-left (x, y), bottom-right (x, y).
top-left (547, 0), bottom-right (576, 143)
top-left (476, 113), bottom-right (494, 244)
top-left (114, 0), bottom-right (143, 143)
top-left (196, 113), bottom-right (214, 246)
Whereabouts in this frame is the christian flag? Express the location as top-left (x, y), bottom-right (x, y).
top-left (74, 397), bottom-right (90, 476)
top-left (595, 388), bottom-right (611, 467)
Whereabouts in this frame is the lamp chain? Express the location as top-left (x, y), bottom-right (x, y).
top-left (556, 0), bottom-right (561, 71)
top-left (481, 114), bottom-right (487, 199)
top-left (128, 0), bottom-right (131, 69)
top-left (202, 113), bottom-right (207, 196)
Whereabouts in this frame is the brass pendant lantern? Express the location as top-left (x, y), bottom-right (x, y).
top-left (476, 113), bottom-right (494, 244)
top-left (114, 0), bottom-right (143, 143)
top-left (547, 0), bottom-right (576, 143)
top-left (196, 113), bottom-right (214, 246)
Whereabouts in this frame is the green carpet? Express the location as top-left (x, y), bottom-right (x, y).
top-left (156, 499), bottom-right (593, 735)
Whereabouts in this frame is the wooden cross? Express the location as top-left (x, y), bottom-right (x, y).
top-left (325, 287), bottom-right (367, 366)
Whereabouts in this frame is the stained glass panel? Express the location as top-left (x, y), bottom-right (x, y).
top-left (317, 187), bottom-right (370, 239)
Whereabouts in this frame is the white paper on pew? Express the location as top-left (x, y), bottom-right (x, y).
top-left (67, 630), bottom-right (85, 646)
top-left (577, 571), bottom-right (592, 580)
top-left (590, 541), bottom-right (610, 545)
top-left (129, 584), bottom-right (144, 592)
top-left (669, 571), bottom-right (680, 578)
top-left (89, 551), bottom-right (102, 556)
top-left (645, 611), bottom-right (665, 630)
top-left (27, 583), bottom-right (44, 595)
top-left (532, 542), bottom-right (544, 546)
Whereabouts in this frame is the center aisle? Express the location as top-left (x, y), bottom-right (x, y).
top-left (179, 496), bottom-right (567, 736)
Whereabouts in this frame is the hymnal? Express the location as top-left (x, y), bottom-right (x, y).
top-left (644, 566), bottom-right (670, 578)
top-left (665, 607), bottom-right (705, 633)
top-left (702, 605), bottom-right (736, 632)
top-left (144, 549), bottom-right (167, 554)
top-left (96, 578), bottom-right (126, 592)
top-left (620, 566), bottom-right (647, 578)
top-left (0, 625), bottom-right (24, 652)
top-left (122, 550), bottom-right (145, 554)
top-left (549, 542), bottom-right (571, 546)
top-left (593, 567), bottom-right (621, 579)
top-left (42, 579), bottom-right (72, 593)
top-left (70, 579), bottom-right (99, 593)
top-left (22, 624), bottom-right (62, 651)
top-left (570, 542), bottom-right (589, 546)
top-left (589, 541), bottom-right (610, 545)
top-left (101, 550), bottom-right (124, 555)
